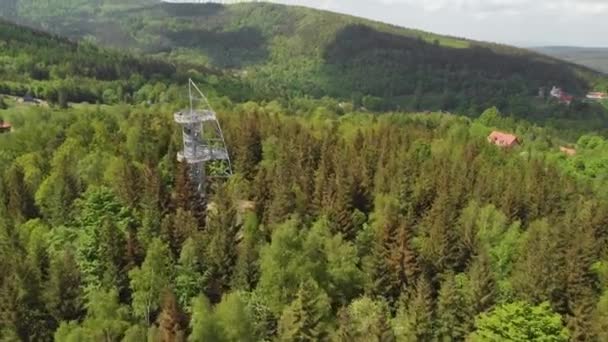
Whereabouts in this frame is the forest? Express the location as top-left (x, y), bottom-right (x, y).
top-left (4, 1), bottom-right (608, 124)
top-left (1, 98), bottom-right (608, 341)
top-left (0, 20), bottom-right (251, 107)
top-left (2, 2), bottom-right (608, 341)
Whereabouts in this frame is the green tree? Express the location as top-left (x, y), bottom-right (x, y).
top-left (215, 292), bottom-right (256, 342)
top-left (277, 279), bottom-right (331, 342)
top-left (468, 302), bottom-right (569, 342)
top-left (175, 237), bottom-right (207, 310)
top-left (393, 276), bottom-right (434, 342)
top-left (129, 238), bottom-right (173, 324)
top-left (44, 249), bottom-right (85, 324)
top-left (434, 273), bottom-right (473, 341)
top-left (157, 289), bottom-right (186, 342)
top-left (54, 288), bottom-right (131, 342)
top-left (188, 295), bottom-right (220, 342)
top-left (468, 250), bottom-right (497, 316)
top-left (334, 296), bottom-right (394, 342)
top-left (204, 185), bottom-right (240, 302)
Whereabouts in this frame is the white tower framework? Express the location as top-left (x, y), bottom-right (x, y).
top-left (174, 79), bottom-right (232, 196)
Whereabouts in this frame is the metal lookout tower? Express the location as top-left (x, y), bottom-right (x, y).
top-left (174, 79), bottom-right (232, 196)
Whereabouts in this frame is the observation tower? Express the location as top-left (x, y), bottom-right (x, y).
top-left (174, 79), bottom-right (232, 196)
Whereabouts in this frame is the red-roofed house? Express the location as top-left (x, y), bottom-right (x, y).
top-left (586, 92), bottom-right (608, 101)
top-left (560, 146), bottom-right (576, 156)
top-left (551, 86), bottom-right (574, 105)
top-left (0, 122), bottom-right (11, 134)
top-left (559, 94), bottom-right (574, 105)
top-left (487, 131), bottom-right (519, 148)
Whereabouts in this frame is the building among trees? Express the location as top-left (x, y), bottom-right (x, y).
top-left (0, 120), bottom-right (11, 134)
top-left (487, 131), bottom-right (519, 148)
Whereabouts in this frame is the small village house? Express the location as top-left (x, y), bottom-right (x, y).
top-left (550, 86), bottom-right (574, 105)
top-left (586, 92), bottom-right (608, 101)
top-left (0, 121), bottom-right (12, 134)
top-left (487, 131), bottom-right (519, 148)
top-left (560, 146), bottom-right (577, 156)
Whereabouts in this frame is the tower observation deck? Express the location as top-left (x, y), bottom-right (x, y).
top-left (174, 79), bottom-right (232, 196)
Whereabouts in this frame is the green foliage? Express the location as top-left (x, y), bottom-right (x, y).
top-left (129, 238), bottom-right (173, 324)
top-left (277, 279), bottom-right (331, 341)
top-left (468, 302), bottom-right (569, 342)
top-left (5, 1), bottom-right (607, 126)
top-left (54, 289), bottom-right (131, 342)
top-left (2, 100), bottom-right (608, 341)
top-left (334, 296), bottom-right (395, 342)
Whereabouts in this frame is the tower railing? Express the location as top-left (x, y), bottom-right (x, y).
top-left (174, 79), bottom-right (232, 196)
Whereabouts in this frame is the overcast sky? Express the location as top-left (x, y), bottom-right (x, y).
top-left (261, 0), bottom-right (608, 47)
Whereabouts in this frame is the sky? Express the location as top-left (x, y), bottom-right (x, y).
top-left (236, 0), bottom-right (608, 47)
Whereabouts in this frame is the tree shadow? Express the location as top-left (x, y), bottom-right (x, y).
top-left (162, 26), bottom-right (269, 69)
top-left (159, 2), bottom-right (227, 18)
top-left (320, 24), bottom-right (591, 107)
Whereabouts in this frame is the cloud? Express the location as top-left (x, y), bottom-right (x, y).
top-left (375, 0), bottom-right (608, 15)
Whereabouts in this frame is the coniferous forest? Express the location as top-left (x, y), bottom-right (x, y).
top-left (2, 2), bottom-right (608, 342)
top-left (2, 101), bottom-right (608, 341)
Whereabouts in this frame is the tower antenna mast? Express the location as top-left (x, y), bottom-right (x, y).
top-left (174, 79), bottom-right (232, 197)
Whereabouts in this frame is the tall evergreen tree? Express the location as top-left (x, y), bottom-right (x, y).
top-left (129, 238), bottom-right (174, 325)
top-left (204, 185), bottom-right (240, 303)
top-left (468, 250), bottom-right (497, 316)
top-left (44, 249), bottom-right (85, 324)
top-left (277, 279), bottom-right (331, 342)
top-left (434, 273), bottom-right (474, 341)
top-left (393, 276), bottom-right (434, 342)
top-left (157, 289), bottom-right (186, 342)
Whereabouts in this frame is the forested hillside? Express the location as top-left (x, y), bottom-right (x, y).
top-left (533, 46), bottom-right (608, 74)
top-left (0, 20), bottom-right (250, 106)
top-left (4, 0), bottom-right (607, 119)
top-left (1, 99), bottom-right (608, 340)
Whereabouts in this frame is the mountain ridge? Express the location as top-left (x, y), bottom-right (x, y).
top-left (2, 1), bottom-right (607, 120)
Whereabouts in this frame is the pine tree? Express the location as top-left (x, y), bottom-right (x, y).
top-left (468, 249), bottom-right (497, 315)
top-left (233, 113), bottom-right (263, 180)
top-left (277, 279), bottom-right (331, 342)
top-left (204, 185), bottom-right (240, 303)
top-left (188, 295), bottom-right (219, 342)
top-left (173, 162), bottom-right (206, 227)
top-left (175, 236), bottom-right (207, 309)
top-left (5, 164), bottom-right (37, 223)
top-left (511, 219), bottom-right (559, 304)
top-left (161, 209), bottom-right (198, 260)
top-left (366, 196), bottom-right (410, 306)
top-left (393, 276), bottom-right (434, 342)
top-left (232, 212), bottom-right (262, 291)
top-left (44, 249), bottom-right (85, 324)
top-left (334, 307), bottom-right (356, 342)
top-left (129, 238), bottom-right (174, 325)
top-left (434, 273), bottom-right (473, 341)
top-left (560, 210), bottom-right (598, 341)
top-left (98, 218), bottom-right (129, 294)
top-left (157, 289), bottom-right (186, 342)
top-left (13, 262), bottom-right (55, 341)
top-left (417, 190), bottom-right (460, 276)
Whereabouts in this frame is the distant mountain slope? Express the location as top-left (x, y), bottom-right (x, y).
top-left (3, 0), bottom-right (605, 116)
top-left (0, 20), bottom-right (246, 106)
top-left (532, 46), bottom-right (608, 74)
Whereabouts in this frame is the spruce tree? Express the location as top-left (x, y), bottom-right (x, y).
top-left (393, 276), bottom-right (434, 342)
top-left (468, 249), bottom-right (497, 315)
top-left (204, 185), bottom-right (240, 303)
top-left (44, 249), bottom-right (85, 324)
top-left (435, 273), bottom-right (473, 341)
top-left (277, 279), bottom-right (331, 342)
top-left (157, 289), bottom-right (186, 342)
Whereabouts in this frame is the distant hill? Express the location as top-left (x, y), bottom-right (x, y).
top-left (0, 19), bottom-right (242, 106)
top-left (532, 46), bottom-right (608, 74)
top-left (2, 0), bottom-right (606, 117)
